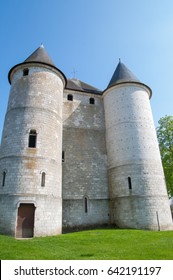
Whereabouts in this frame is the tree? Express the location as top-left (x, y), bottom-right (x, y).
top-left (156, 115), bottom-right (173, 197)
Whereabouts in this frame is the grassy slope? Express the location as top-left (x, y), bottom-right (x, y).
top-left (0, 229), bottom-right (173, 260)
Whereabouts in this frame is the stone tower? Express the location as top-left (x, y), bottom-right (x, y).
top-left (103, 61), bottom-right (173, 230)
top-left (0, 45), bottom-right (66, 237)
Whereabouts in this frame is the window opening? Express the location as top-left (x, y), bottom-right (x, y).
top-left (67, 94), bottom-right (73, 101)
top-left (23, 68), bottom-right (29, 76)
top-left (2, 171), bottom-right (6, 187)
top-left (84, 197), bottom-right (88, 213)
top-left (28, 130), bottom-right (37, 148)
top-left (128, 177), bottom-right (132, 190)
top-left (89, 97), bottom-right (95, 104)
top-left (41, 172), bottom-right (46, 187)
top-left (62, 151), bottom-right (65, 162)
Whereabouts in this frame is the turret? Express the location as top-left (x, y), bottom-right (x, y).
top-left (103, 61), bottom-right (173, 230)
top-left (0, 45), bottom-right (66, 237)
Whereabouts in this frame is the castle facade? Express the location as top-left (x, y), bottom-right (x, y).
top-left (0, 46), bottom-right (172, 238)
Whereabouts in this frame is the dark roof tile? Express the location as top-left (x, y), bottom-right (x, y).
top-left (108, 61), bottom-right (140, 88)
top-left (24, 44), bottom-right (55, 66)
top-left (66, 79), bottom-right (101, 94)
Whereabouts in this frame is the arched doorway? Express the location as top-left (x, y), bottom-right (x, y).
top-left (16, 203), bottom-right (35, 238)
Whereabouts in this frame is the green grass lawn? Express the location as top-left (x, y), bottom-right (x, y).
top-left (0, 229), bottom-right (173, 260)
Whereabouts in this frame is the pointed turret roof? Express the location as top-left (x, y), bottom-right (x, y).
top-left (24, 44), bottom-right (55, 66)
top-left (8, 45), bottom-right (67, 85)
top-left (105, 60), bottom-right (152, 98)
top-left (108, 61), bottom-right (140, 88)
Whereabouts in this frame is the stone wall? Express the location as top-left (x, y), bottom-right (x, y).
top-left (0, 60), bottom-right (172, 237)
top-left (62, 90), bottom-right (110, 229)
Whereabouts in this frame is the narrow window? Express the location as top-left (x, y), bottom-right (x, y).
top-left (89, 97), bottom-right (95, 104)
top-left (62, 151), bottom-right (65, 162)
top-left (2, 171), bottom-right (6, 187)
top-left (28, 130), bottom-right (37, 148)
top-left (23, 68), bottom-right (29, 76)
top-left (67, 94), bottom-right (73, 101)
top-left (84, 197), bottom-right (88, 213)
top-left (41, 172), bottom-right (46, 187)
top-left (128, 177), bottom-right (132, 190)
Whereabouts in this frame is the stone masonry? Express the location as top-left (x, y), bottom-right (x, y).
top-left (0, 46), bottom-right (172, 237)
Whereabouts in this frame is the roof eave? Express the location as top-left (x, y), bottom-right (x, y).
top-left (8, 61), bottom-right (67, 87)
top-left (65, 86), bottom-right (102, 95)
top-left (103, 81), bottom-right (152, 99)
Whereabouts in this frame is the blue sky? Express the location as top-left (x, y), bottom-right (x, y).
top-left (0, 0), bottom-right (173, 138)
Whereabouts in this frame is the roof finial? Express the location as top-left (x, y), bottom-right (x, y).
top-left (40, 43), bottom-right (44, 48)
top-left (119, 58), bottom-right (121, 63)
top-left (71, 67), bottom-right (78, 79)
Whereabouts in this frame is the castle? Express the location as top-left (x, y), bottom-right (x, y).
top-left (0, 45), bottom-right (172, 238)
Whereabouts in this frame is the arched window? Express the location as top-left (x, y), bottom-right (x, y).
top-left (23, 68), bottom-right (29, 76)
top-left (41, 172), bottom-right (46, 187)
top-left (28, 130), bottom-right (37, 148)
top-left (89, 97), bottom-right (95, 104)
top-left (128, 177), bottom-right (132, 190)
top-left (2, 171), bottom-right (6, 187)
top-left (67, 94), bottom-right (73, 101)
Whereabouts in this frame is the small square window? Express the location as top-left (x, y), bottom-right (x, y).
top-left (23, 68), bottom-right (29, 76)
top-left (89, 97), bottom-right (95, 104)
top-left (67, 94), bottom-right (73, 101)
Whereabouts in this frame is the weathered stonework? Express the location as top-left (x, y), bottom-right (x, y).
top-left (103, 84), bottom-right (173, 230)
top-left (62, 91), bottom-right (109, 230)
top-left (0, 46), bottom-right (172, 237)
top-left (0, 59), bottom-right (64, 237)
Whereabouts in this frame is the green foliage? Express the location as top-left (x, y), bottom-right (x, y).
top-left (0, 229), bottom-right (173, 260)
top-left (156, 115), bottom-right (173, 197)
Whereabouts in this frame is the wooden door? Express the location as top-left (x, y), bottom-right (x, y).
top-left (16, 204), bottom-right (35, 238)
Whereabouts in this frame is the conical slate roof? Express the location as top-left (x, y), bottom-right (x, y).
top-left (108, 61), bottom-right (140, 88)
top-left (24, 44), bottom-right (55, 66)
top-left (8, 45), bottom-right (67, 85)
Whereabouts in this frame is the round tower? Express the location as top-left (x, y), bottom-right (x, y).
top-left (0, 45), bottom-right (66, 237)
top-left (103, 61), bottom-right (173, 230)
